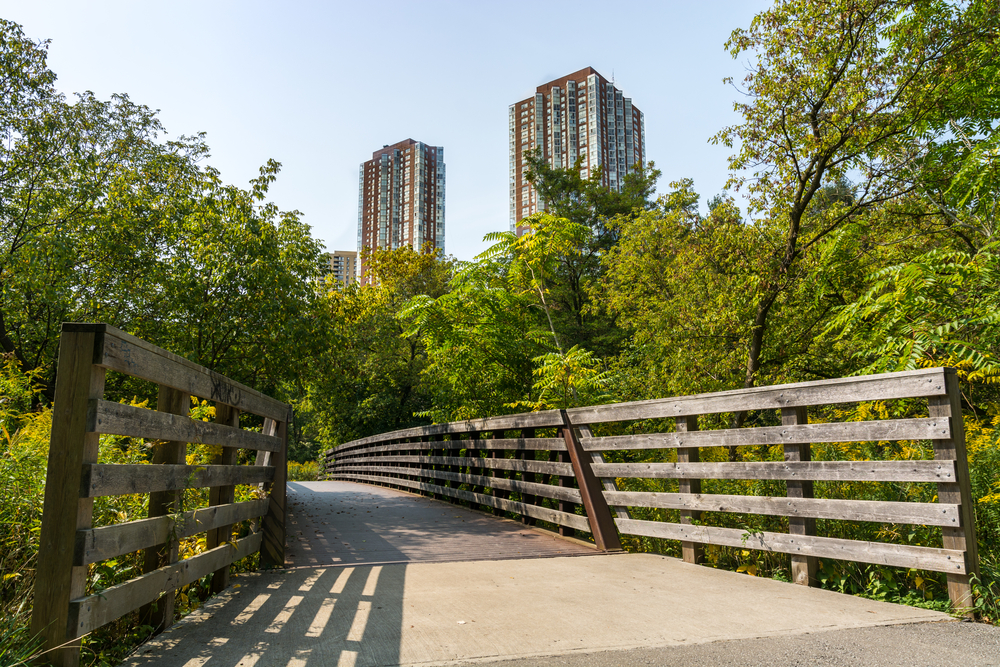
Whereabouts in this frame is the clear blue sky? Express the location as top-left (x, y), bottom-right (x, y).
top-left (2, 1), bottom-right (768, 261)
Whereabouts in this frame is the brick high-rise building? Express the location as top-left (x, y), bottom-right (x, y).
top-left (357, 139), bottom-right (445, 282)
top-left (509, 67), bottom-right (646, 234)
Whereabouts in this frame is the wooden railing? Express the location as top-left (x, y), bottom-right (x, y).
top-left (31, 324), bottom-right (291, 667)
top-left (326, 368), bottom-right (979, 610)
top-left (326, 410), bottom-right (621, 550)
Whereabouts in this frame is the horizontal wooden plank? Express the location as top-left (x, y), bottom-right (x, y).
top-left (333, 455), bottom-right (573, 477)
top-left (590, 460), bottom-right (957, 482)
top-left (81, 464), bottom-right (275, 498)
top-left (333, 464), bottom-right (583, 504)
top-left (335, 472), bottom-right (592, 532)
top-left (89, 400), bottom-right (282, 452)
top-left (68, 532), bottom-right (262, 636)
top-left (582, 418), bottom-right (949, 451)
top-left (335, 437), bottom-right (567, 458)
top-left (615, 518), bottom-right (966, 574)
top-left (95, 327), bottom-right (289, 421)
top-left (603, 491), bottom-right (960, 526)
top-left (75, 499), bottom-right (269, 565)
top-left (567, 368), bottom-right (949, 424)
top-left (334, 411), bottom-right (566, 451)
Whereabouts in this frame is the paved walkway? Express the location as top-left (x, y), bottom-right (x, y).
top-left (284, 482), bottom-right (598, 567)
top-left (124, 554), bottom-right (955, 667)
top-left (119, 482), bottom-right (975, 667)
top-left (473, 621), bottom-right (1000, 667)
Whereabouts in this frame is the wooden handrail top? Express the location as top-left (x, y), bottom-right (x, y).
top-left (64, 323), bottom-right (290, 421)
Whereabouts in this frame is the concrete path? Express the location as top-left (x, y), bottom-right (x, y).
top-left (284, 482), bottom-right (598, 567)
top-left (123, 554), bottom-right (953, 667)
top-left (473, 621), bottom-right (1000, 667)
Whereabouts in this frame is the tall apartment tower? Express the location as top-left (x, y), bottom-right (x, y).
top-left (357, 138), bottom-right (445, 282)
top-left (509, 67), bottom-right (645, 234)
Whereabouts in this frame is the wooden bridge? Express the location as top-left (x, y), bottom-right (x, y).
top-left (30, 324), bottom-right (989, 666)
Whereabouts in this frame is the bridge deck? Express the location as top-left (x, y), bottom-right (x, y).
top-left (120, 480), bottom-right (970, 667)
top-left (284, 481), bottom-right (599, 566)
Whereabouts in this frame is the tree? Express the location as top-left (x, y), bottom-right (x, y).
top-left (1, 19), bottom-right (325, 409)
top-left (519, 153), bottom-right (661, 355)
top-left (525, 149), bottom-right (661, 250)
top-left (712, 0), bottom-right (996, 392)
top-left (300, 246), bottom-right (454, 446)
top-left (401, 258), bottom-right (544, 421)
top-left (133, 159), bottom-right (324, 396)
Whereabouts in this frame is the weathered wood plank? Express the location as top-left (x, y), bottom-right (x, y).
top-left (567, 368), bottom-right (948, 424)
top-left (581, 418), bottom-right (950, 451)
top-left (603, 491), bottom-right (960, 527)
top-left (76, 499), bottom-right (269, 565)
top-left (335, 473), bottom-right (592, 532)
top-left (93, 326), bottom-right (287, 421)
top-left (67, 533), bottom-right (262, 636)
top-left (930, 369), bottom-right (980, 611)
top-left (139, 385), bottom-right (187, 633)
top-left (332, 411), bottom-right (566, 450)
top-left (588, 460), bottom-right (956, 482)
top-left (616, 519), bottom-right (966, 574)
top-left (339, 454), bottom-right (573, 477)
top-left (31, 329), bottom-right (106, 667)
top-left (81, 464), bottom-right (274, 497)
top-left (783, 406), bottom-right (818, 587)
top-left (520, 427), bottom-right (538, 526)
top-left (207, 405), bottom-right (239, 593)
top-left (260, 416), bottom-right (288, 569)
top-left (333, 437), bottom-right (566, 457)
top-left (676, 414), bottom-right (702, 565)
top-left (560, 411), bottom-right (620, 550)
top-left (333, 464), bottom-right (583, 504)
top-left (89, 400), bottom-right (281, 452)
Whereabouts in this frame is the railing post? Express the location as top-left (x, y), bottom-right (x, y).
top-left (431, 434), bottom-right (444, 500)
top-left (676, 414), bottom-right (703, 564)
top-left (491, 430), bottom-right (508, 516)
top-left (556, 445), bottom-right (575, 537)
top-left (260, 409), bottom-right (289, 569)
top-left (520, 427), bottom-right (537, 525)
top-left (140, 385), bottom-right (189, 632)
top-left (782, 406), bottom-right (818, 586)
top-left (207, 404), bottom-right (240, 592)
top-left (929, 368), bottom-right (980, 612)
top-left (448, 433), bottom-right (462, 503)
top-left (468, 430), bottom-right (483, 511)
top-left (559, 411), bottom-right (621, 551)
top-left (31, 328), bottom-right (107, 667)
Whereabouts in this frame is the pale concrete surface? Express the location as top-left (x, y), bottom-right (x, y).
top-left (474, 621), bottom-right (1000, 666)
top-left (122, 554), bottom-right (952, 667)
top-left (284, 482), bottom-right (598, 568)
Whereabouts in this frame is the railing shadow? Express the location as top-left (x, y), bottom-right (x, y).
top-left (126, 564), bottom-right (405, 667)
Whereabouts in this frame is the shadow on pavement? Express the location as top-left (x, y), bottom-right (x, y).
top-left (127, 565), bottom-right (405, 667)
